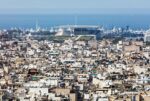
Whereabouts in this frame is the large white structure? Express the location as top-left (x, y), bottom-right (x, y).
top-left (144, 29), bottom-right (150, 42)
top-left (55, 28), bottom-right (64, 36)
top-left (54, 25), bottom-right (102, 39)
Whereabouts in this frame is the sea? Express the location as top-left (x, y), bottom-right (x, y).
top-left (0, 14), bottom-right (150, 30)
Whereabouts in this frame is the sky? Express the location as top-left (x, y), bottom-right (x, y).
top-left (0, 0), bottom-right (150, 14)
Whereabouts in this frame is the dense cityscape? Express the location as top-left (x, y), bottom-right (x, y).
top-left (1, 0), bottom-right (150, 100)
top-left (0, 26), bottom-right (150, 101)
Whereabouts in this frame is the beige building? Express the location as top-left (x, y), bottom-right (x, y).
top-left (123, 45), bottom-right (140, 52)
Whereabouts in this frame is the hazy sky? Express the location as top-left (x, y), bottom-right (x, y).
top-left (0, 0), bottom-right (150, 14)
